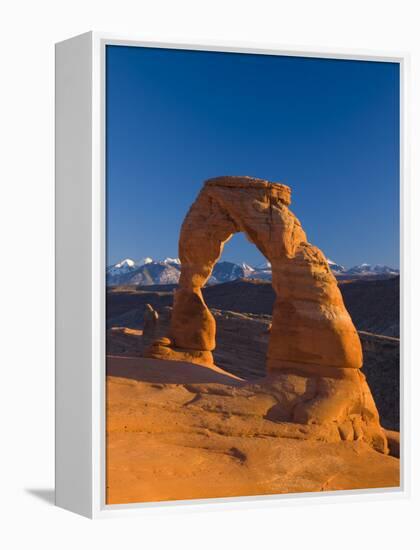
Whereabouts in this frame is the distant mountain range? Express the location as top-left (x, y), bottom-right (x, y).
top-left (107, 256), bottom-right (399, 287)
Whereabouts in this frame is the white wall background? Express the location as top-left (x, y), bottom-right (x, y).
top-left (0, 0), bottom-right (419, 547)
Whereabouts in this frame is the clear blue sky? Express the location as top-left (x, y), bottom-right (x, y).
top-left (106, 45), bottom-right (399, 268)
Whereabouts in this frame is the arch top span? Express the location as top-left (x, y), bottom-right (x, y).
top-left (204, 175), bottom-right (291, 205)
top-left (146, 175), bottom-right (363, 374)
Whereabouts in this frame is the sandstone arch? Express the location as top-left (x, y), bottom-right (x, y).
top-left (148, 176), bottom-right (362, 373)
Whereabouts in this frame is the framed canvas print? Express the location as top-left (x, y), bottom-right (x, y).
top-left (55, 32), bottom-right (407, 518)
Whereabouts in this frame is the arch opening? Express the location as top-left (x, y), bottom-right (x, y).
top-left (204, 232), bottom-right (274, 380)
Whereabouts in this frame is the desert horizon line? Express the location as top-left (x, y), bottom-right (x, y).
top-left (106, 255), bottom-right (400, 271)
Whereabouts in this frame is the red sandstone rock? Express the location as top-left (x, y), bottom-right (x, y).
top-left (148, 176), bottom-right (362, 371)
top-left (106, 357), bottom-right (399, 504)
top-left (145, 176), bottom-right (384, 451)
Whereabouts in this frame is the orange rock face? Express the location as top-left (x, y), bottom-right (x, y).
top-left (106, 357), bottom-right (399, 504)
top-left (147, 176), bottom-right (362, 372)
top-left (145, 176), bottom-right (385, 452)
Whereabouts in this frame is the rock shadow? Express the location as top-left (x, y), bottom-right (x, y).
top-left (107, 355), bottom-right (244, 386)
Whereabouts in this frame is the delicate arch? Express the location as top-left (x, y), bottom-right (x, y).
top-left (147, 176), bottom-right (362, 373)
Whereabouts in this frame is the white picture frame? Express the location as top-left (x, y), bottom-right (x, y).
top-left (55, 31), bottom-right (409, 519)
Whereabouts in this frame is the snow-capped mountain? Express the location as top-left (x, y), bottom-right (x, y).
top-left (347, 264), bottom-right (400, 276)
top-left (138, 257), bottom-right (153, 266)
top-left (240, 262), bottom-right (255, 272)
top-left (106, 257), bottom-right (182, 286)
top-left (120, 262), bottom-right (181, 286)
top-left (207, 261), bottom-right (249, 285)
top-left (106, 257), bottom-right (156, 279)
top-left (327, 259), bottom-right (346, 273)
top-left (106, 256), bottom-right (399, 286)
top-left (161, 257), bottom-right (181, 265)
top-left (106, 258), bottom-right (137, 278)
top-left (255, 261), bottom-right (271, 270)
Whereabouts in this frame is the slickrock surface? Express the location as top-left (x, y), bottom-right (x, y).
top-left (106, 356), bottom-right (399, 504)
